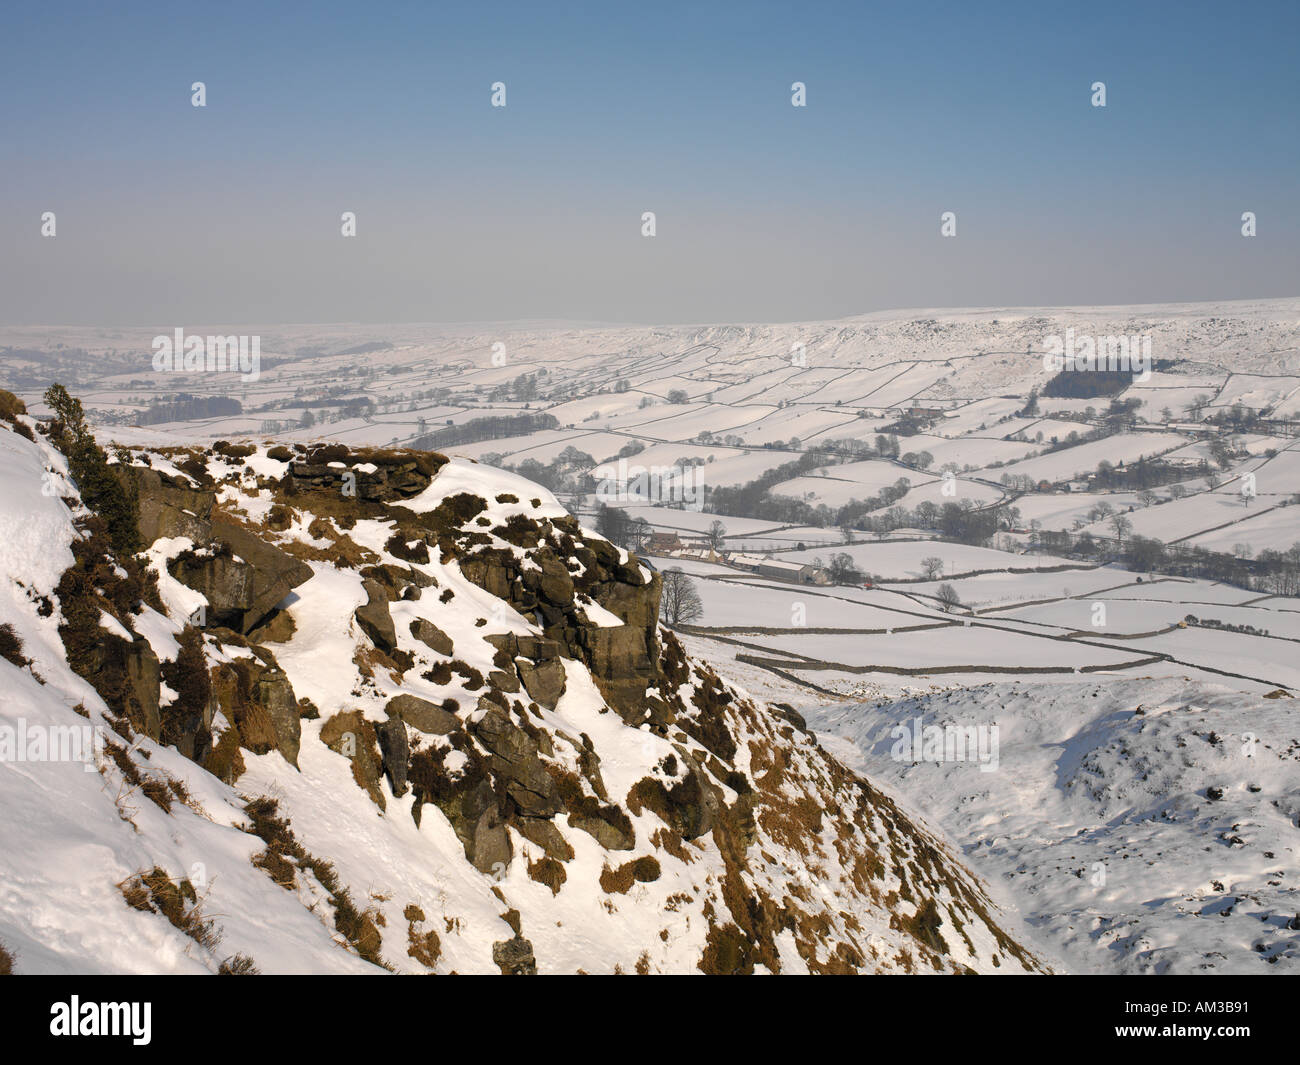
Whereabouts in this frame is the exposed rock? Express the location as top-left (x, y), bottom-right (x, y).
top-left (458, 555), bottom-right (512, 601)
top-left (208, 656), bottom-right (301, 767)
top-left (433, 777), bottom-right (511, 873)
top-left (286, 447), bottom-right (446, 502)
top-left (408, 618), bottom-right (453, 656)
top-left (247, 608), bottom-right (296, 645)
top-left (628, 754), bottom-right (718, 841)
top-left (488, 669), bottom-right (520, 693)
top-left (471, 704), bottom-right (562, 818)
top-left (117, 465), bottom-right (214, 545)
top-left (570, 811), bottom-right (635, 852)
top-left (581, 625), bottom-right (655, 723)
top-left (120, 635), bottom-right (162, 740)
top-left (320, 711), bottom-right (386, 810)
top-left (536, 555), bottom-right (574, 606)
top-left (514, 817), bottom-right (575, 861)
top-left (76, 628), bottom-right (163, 741)
top-left (255, 666), bottom-right (302, 767)
top-left (516, 657), bottom-right (566, 710)
top-left (171, 517), bottom-right (313, 634)
top-left (491, 935), bottom-right (537, 975)
top-left (462, 538), bottom-right (661, 723)
top-left (375, 717), bottom-right (410, 798)
top-left (771, 702), bottom-right (809, 732)
top-left (385, 693), bottom-right (459, 735)
top-left (170, 551), bottom-right (254, 630)
top-left (361, 563), bottom-right (435, 600)
top-left (354, 579), bottom-right (397, 652)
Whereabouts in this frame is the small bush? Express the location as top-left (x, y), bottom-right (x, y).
top-left (119, 867), bottom-right (221, 951)
top-left (385, 532), bottom-right (430, 564)
top-left (599, 856), bottom-right (661, 894)
top-left (140, 777), bottom-right (174, 813)
top-left (0, 624), bottom-right (32, 669)
top-left (242, 796), bottom-right (387, 967)
top-left (43, 385), bottom-right (141, 553)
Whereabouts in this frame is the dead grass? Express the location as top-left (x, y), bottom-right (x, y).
top-left (0, 623), bottom-right (32, 669)
top-left (598, 856), bottom-right (661, 895)
top-left (118, 866), bottom-right (222, 952)
top-left (526, 856), bottom-right (567, 896)
top-left (404, 905), bottom-right (442, 969)
top-left (242, 796), bottom-right (389, 968)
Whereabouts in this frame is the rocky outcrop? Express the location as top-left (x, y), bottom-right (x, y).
top-left (375, 717), bottom-right (410, 798)
top-left (438, 777), bottom-right (512, 874)
top-left (117, 634), bottom-right (162, 740)
top-left (491, 935), bottom-right (537, 975)
top-left (320, 711), bottom-right (386, 810)
top-left (26, 425), bottom-right (1046, 975)
top-left (384, 694), bottom-right (459, 735)
top-left (354, 580), bottom-right (397, 652)
top-left (247, 608), bottom-right (296, 645)
top-left (208, 654), bottom-right (302, 767)
top-left (362, 563), bottom-right (435, 601)
top-left (117, 465), bottom-right (214, 544)
top-left (470, 703), bottom-right (562, 819)
top-left (515, 657), bottom-right (565, 710)
top-left (286, 446), bottom-right (446, 502)
top-left (468, 542), bottom-right (659, 725)
top-left (170, 518), bottom-right (313, 635)
top-left (409, 619), bottom-right (453, 656)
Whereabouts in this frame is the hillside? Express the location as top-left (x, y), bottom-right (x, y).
top-left (0, 392), bottom-right (1042, 975)
top-left (807, 677), bottom-right (1300, 974)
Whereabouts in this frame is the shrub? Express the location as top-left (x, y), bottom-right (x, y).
top-left (0, 624), bottom-right (32, 669)
top-left (43, 385), bottom-right (141, 553)
top-left (160, 626), bottom-right (212, 757)
top-left (119, 867), bottom-right (221, 951)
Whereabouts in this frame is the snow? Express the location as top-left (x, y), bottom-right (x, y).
top-left (806, 677), bottom-right (1300, 974)
top-left (6, 296), bottom-right (1300, 975)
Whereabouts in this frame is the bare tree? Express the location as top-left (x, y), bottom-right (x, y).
top-left (921, 556), bottom-right (945, 580)
top-left (936, 583), bottom-right (962, 613)
top-left (659, 568), bottom-right (703, 626)
top-left (827, 552), bottom-right (860, 585)
top-left (1109, 513), bottom-right (1133, 543)
top-left (705, 519), bottom-right (727, 552)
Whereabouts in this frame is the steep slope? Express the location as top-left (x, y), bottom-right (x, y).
top-left (807, 678), bottom-right (1300, 974)
top-left (0, 394), bottom-right (1043, 974)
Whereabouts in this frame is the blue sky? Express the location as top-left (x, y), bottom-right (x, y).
top-left (2, 0), bottom-right (1297, 324)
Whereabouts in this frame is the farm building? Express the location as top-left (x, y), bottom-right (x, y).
top-left (644, 532), bottom-right (685, 554)
top-left (756, 559), bottom-right (825, 584)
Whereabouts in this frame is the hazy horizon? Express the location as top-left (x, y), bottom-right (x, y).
top-left (3, 0), bottom-right (1298, 327)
